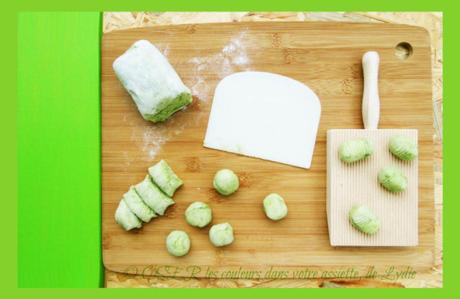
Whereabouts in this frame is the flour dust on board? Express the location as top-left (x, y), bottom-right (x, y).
top-left (129, 32), bottom-right (252, 162)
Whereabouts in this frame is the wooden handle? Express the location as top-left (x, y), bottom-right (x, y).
top-left (362, 51), bottom-right (380, 129)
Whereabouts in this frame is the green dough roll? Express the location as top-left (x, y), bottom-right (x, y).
top-left (389, 135), bottom-right (418, 161)
top-left (339, 138), bottom-right (373, 163)
top-left (113, 40), bottom-right (192, 123)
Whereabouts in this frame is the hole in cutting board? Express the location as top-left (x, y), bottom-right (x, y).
top-left (395, 42), bottom-right (413, 60)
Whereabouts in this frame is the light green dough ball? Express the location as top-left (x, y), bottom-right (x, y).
top-left (389, 135), bottom-right (418, 161)
top-left (166, 230), bottom-right (191, 257)
top-left (339, 139), bottom-right (373, 163)
top-left (378, 166), bottom-right (407, 192)
top-left (209, 223), bottom-right (234, 247)
top-left (213, 169), bottom-right (239, 196)
top-left (263, 193), bottom-right (288, 221)
top-left (185, 201), bottom-right (212, 228)
top-left (349, 204), bottom-right (380, 235)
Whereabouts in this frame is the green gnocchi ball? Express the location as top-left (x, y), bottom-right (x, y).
top-left (378, 166), bottom-right (407, 192)
top-left (349, 204), bottom-right (380, 235)
top-left (166, 230), bottom-right (191, 257)
top-left (263, 193), bottom-right (288, 221)
top-left (185, 201), bottom-right (212, 228)
top-left (209, 222), bottom-right (234, 247)
top-left (389, 135), bottom-right (418, 161)
top-left (339, 139), bottom-right (373, 163)
top-left (213, 169), bottom-right (239, 196)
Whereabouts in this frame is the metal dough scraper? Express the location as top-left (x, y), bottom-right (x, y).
top-left (203, 71), bottom-right (321, 169)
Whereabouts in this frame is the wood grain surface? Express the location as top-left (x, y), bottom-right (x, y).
top-left (102, 21), bottom-right (434, 280)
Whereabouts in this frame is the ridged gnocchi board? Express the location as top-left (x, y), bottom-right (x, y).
top-left (102, 22), bottom-right (434, 277)
top-left (327, 129), bottom-right (418, 246)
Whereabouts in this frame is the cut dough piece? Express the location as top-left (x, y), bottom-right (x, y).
top-left (263, 193), bottom-right (288, 221)
top-left (166, 230), bottom-right (191, 257)
top-left (148, 160), bottom-right (183, 197)
top-left (185, 201), bottom-right (212, 228)
top-left (213, 169), bottom-right (239, 196)
top-left (123, 187), bottom-right (156, 222)
top-left (204, 71), bottom-right (321, 169)
top-left (115, 200), bottom-right (142, 231)
top-left (135, 175), bottom-right (175, 215)
top-left (209, 223), bottom-right (234, 247)
top-left (113, 40), bottom-right (192, 123)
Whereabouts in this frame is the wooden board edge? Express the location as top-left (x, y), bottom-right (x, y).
top-left (101, 21), bottom-right (431, 44)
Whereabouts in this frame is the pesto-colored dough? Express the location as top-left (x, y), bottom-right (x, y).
top-left (349, 204), bottom-right (380, 235)
top-left (185, 202), bottom-right (212, 228)
top-left (113, 40), bottom-right (192, 123)
top-left (209, 223), bottom-right (234, 247)
top-left (263, 193), bottom-right (288, 221)
top-left (213, 169), bottom-right (239, 196)
top-left (166, 230), bottom-right (191, 257)
top-left (134, 175), bottom-right (174, 215)
top-left (123, 187), bottom-right (156, 222)
top-left (378, 166), bottom-right (407, 192)
top-left (389, 135), bottom-right (418, 161)
top-left (339, 139), bottom-right (373, 163)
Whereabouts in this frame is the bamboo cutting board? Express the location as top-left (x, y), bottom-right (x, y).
top-left (102, 22), bottom-right (434, 277)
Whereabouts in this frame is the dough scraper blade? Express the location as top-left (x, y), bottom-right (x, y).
top-left (204, 71), bottom-right (321, 169)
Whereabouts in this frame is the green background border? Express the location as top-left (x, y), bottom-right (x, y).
top-left (17, 12), bottom-right (102, 288)
top-left (7, 0), bottom-right (458, 293)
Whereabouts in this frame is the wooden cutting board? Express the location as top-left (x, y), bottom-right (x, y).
top-left (102, 22), bottom-right (434, 278)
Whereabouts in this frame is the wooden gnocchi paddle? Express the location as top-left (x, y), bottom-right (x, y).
top-left (327, 51), bottom-right (419, 247)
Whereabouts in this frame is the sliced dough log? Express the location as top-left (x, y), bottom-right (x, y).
top-left (115, 200), bottom-right (142, 231)
top-left (123, 187), bottom-right (156, 222)
top-left (135, 175), bottom-right (175, 215)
